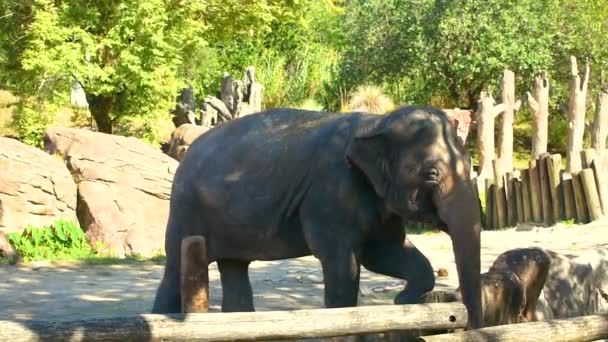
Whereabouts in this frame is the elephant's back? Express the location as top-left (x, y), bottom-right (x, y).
top-left (173, 109), bottom-right (363, 232)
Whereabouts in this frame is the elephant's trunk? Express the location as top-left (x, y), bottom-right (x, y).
top-left (436, 176), bottom-right (483, 330)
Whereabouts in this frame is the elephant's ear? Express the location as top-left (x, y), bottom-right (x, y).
top-left (345, 128), bottom-right (390, 198)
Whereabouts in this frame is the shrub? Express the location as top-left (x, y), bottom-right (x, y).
top-left (7, 220), bottom-right (94, 261)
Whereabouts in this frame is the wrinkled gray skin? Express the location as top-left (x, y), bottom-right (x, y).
top-left (152, 106), bottom-right (483, 329)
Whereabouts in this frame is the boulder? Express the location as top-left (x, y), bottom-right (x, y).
top-left (443, 108), bottom-right (472, 144)
top-left (0, 137), bottom-right (77, 233)
top-left (166, 124), bottom-right (209, 161)
top-left (44, 127), bottom-right (178, 257)
top-left (535, 248), bottom-right (608, 320)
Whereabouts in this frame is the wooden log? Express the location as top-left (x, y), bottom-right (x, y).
top-left (561, 171), bottom-right (576, 220)
top-left (520, 169), bottom-right (532, 222)
top-left (572, 171), bottom-right (589, 223)
top-left (581, 148), bottom-right (596, 169)
top-left (505, 172), bottom-right (516, 226)
top-left (514, 179), bottom-right (524, 224)
top-left (528, 159), bottom-right (542, 223)
top-left (591, 157), bottom-right (607, 215)
top-left (0, 303), bottom-right (467, 342)
top-left (498, 70), bottom-right (517, 173)
top-left (419, 313), bottom-right (608, 342)
top-left (546, 154), bottom-right (563, 221)
top-left (493, 160), bottom-right (507, 228)
top-left (527, 71), bottom-right (550, 158)
top-left (180, 235), bottom-right (209, 313)
top-left (566, 56), bottom-right (590, 173)
top-left (485, 178), bottom-right (495, 229)
top-left (538, 153), bottom-right (553, 225)
top-left (476, 91), bottom-right (505, 179)
top-left (591, 88), bottom-right (608, 152)
top-left (580, 168), bottom-right (603, 221)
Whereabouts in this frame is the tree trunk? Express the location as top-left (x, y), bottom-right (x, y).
top-left (498, 70), bottom-right (516, 173)
top-left (476, 91), bottom-right (505, 179)
top-left (86, 94), bottom-right (115, 134)
top-left (591, 88), bottom-right (608, 152)
top-left (527, 71), bottom-right (550, 158)
top-left (566, 56), bottom-right (590, 173)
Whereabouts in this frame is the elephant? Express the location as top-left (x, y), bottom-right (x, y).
top-left (151, 105), bottom-right (483, 329)
top-left (487, 247), bottom-right (551, 322)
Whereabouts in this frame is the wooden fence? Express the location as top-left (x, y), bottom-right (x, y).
top-left (478, 149), bottom-right (608, 229)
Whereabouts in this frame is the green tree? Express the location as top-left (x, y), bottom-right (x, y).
top-left (1, 0), bottom-right (207, 136)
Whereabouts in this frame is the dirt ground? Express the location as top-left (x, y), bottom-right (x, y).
top-left (1, 222), bottom-right (607, 323)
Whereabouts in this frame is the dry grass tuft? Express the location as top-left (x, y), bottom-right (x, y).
top-left (346, 85), bottom-right (394, 114)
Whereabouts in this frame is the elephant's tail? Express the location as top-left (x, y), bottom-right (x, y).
top-left (180, 235), bottom-right (210, 313)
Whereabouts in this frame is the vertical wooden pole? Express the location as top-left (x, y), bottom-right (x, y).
top-left (561, 171), bottom-right (576, 221)
top-left (571, 171), bottom-right (589, 223)
top-left (546, 154), bottom-right (563, 221)
top-left (527, 71), bottom-right (550, 158)
top-left (498, 70), bottom-right (516, 173)
top-left (529, 159), bottom-right (542, 223)
top-left (520, 169), bottom-right (532, 222)
top-left (493, 159), bottom-right (507, 228)
top-left (566, 56), bottom-right (590, 173)
top-left (505, 172), bottom-right (515, 226)
top-left (581, 148), bottom-right (597, 169)
top-left (581, 168), bottom-right (602, 221)
top-left (538, 153), bottom-right (553, 225)
top-left (181, 235), bottom-right (209, 313)
top-left (591, 157), bottom-right (607, 215)
top-left (485, 178), bottom-right (495, 230)
top-left (514, 179), bottom-right (525, 224)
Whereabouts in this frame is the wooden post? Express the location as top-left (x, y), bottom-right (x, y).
top-left (505, 172), bottom-right (515, 226)
top-left (546, 154), bottom-right (563, 221)
top-left (180, 235), bottom-right (209, 313)
top-left (591, 157), bottom-right (607, 215)
top-left (538, 153), bottom-right (553, 225)
top-left (520, 169), bottom-right (532, 222)
top-left (485, 178), bottom-right (495, 229)
top-left (591, 88), bottom-right (608, 152)
top-left (476, 91), bottom-right (506, 179)
top-left (498, 70), bottom-right (521, 173)
top-left (566, 56), bottom-right (590, 173)
top-left (493, 159), bottom-right (507, 228)
top-left (0, 303), bottom-right (468, 342)
top-left (514, 179), bottom-right (524, 224)
top-left (572, 171), bottom-right (589, 223)
top-left (561, 171), bottom-right (576, 220)
top-left (529, 159), bottom-right (542, 223)
top-left (580, 168), bottom-right (602, 221)
top-left (419, 313), bottom-right (608, 342)
top-left (527, 71), bottom-right (551, 158)
top-left (581, 148), bottom-right (597, 169)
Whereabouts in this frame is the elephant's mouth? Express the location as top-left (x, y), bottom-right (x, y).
top-left (421, 167), bottom-right (440, 186)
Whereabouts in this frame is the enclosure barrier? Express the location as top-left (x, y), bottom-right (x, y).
top-left (0, 303), bottom-right (466, 341)
top-left (420, 313), bottom-right (608, 342)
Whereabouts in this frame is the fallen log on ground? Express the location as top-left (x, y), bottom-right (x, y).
top-left (0, 303), bottom-right (466, 342)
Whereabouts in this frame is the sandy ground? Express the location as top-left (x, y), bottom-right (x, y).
top-left (1, 222), bottom-right (607, 324)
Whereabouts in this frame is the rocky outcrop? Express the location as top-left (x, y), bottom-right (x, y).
top-left (0, 137), bottom-right (77, 233)
top-left (443, 108), bottom-right (473, 144)
top-left (535, 248), bottom-right (608, 320)
top-left (166, 124), bottom-right (209, 161)
top-left (44, 127), bottom-right (178, 257)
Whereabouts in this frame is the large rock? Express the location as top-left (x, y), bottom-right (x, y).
top-left (443, 108), bottom-right (472, 144)
top-left (535, 248), bottom-right (608, 320)
top-left (0, 137), bottom-right (77, 233)
top-left (166, 124), bottom-right (209, 161)
top-left (44, 127), bottom-right (178, 257)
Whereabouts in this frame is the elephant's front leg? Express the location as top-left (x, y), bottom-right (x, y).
top-left (360, 238), bottom-right (435, 304)
top-left (319, 250), bottom-right (361, 308)
top-left (218, 259), bottom-right (255, 312)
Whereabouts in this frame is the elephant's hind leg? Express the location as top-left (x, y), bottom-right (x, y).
top-left (218, 259), bottom-right (255, 312)
top-left (361, 239), bottom-right (435, 304)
